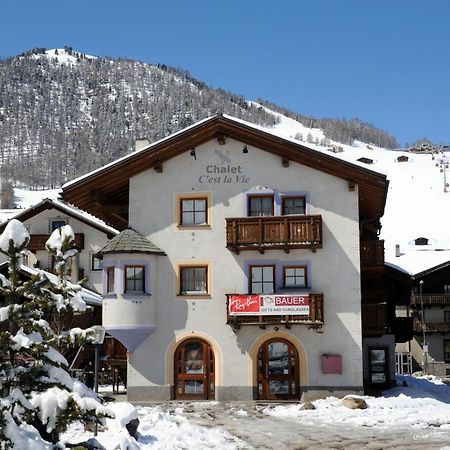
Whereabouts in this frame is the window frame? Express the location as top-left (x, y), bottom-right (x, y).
top-left (247, 195), bottom-right (274, 217)
top-left (283, 265), bottom-right (308, 288)
top-left (124, 265), bottom-right (146, 294)
top-left (50, 218), bottom-right (68, 233)
top-left (179, 265), bottom-right (208, 295)
top-left (249, 264), bottom-right (275, 294)
top-left (179, 197), bottom-right (208, 226)
top-left (282, 196), bottom-right (306, 216)
top-left (91, 253), bottom-right (103, 271)
top-left (106, 266), bottom-right (115, 294)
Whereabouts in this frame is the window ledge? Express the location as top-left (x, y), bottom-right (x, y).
top-left (176, 294), bottom-right (211, 300)
top-left (176, 225), bottom-right (211, 231)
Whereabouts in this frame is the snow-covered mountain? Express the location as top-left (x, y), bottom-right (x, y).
top-left (0, 47), bottom-right (397, 189)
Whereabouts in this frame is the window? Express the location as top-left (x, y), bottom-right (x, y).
top-left (107, 266), bottom-right (115, 293)
top-left (180, 198), bottom-right (207, 226)
top-left (51, 219), bottom-right (67, 232)
top-left (180, 266), bottom-right (208, 294)
top-left (444, 311), bottom-right (450, 322)
top-left (283, 266), bottom-right (307, 288)
top-left (125, 265), bottom-right (145, 293)
top-left (250, 265), bottom-right (275, 294)
top-left (282, 196), bottom-right (305, 215)
top-left (248, 195), bottom-right (274, 217)
top-left (444, 285), bottom-right (450, 294)
top-left (91, 254), bottom-right (102, 271)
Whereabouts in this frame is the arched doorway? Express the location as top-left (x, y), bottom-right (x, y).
top-left (174, 338), bottom-right (215, 400)
top-left (257, 338), bottom-right (300, 400)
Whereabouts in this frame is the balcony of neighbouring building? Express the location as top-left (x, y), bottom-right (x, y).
top-left (413, 320), bottom-right (450, 333)
top-left (226, 292), bottom-right (324, 329)
top-left (226, 215), bottom-right (322, 254)
top-left (410, 293), bottom-right (450, 307)
top-left (28, 233), bottom-right (85, 252)
top-left (360, 239), bottom-right (384, 267)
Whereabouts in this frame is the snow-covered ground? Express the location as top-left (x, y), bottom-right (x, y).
top-left (58, 375), bottom-right (450, 450)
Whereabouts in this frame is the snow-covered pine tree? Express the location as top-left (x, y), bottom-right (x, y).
top-left (0, 219), bottom-right (109, 448)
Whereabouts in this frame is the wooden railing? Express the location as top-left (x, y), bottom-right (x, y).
top-left (226, 293), bottom-right (324, 329)
top-left (362, 303), bottom-right (388, 334)
top-left (411, 294), bottom-right (450, 306)
top-left (28, 233), bottom-right (85, 252)
top-left (226, 215), bottom-right (322, 253)
top-left (360, 240), bottom-right (384, 266)
top-left (413, 320), bottom-right (450, 333)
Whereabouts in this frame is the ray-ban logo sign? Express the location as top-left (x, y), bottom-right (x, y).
top-left (229, 294), bottom-right (310, 316)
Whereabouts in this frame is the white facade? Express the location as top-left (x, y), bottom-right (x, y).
top-left (103, 137), bottom-right (366, 401)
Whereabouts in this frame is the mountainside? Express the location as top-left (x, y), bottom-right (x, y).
top-left (0, 47), bottom-right (398, 189)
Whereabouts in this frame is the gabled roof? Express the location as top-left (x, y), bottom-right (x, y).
top-left (0, 198), bottom-right (119, 238)
top-left (62, 115), bottom-right (389, 229)
top-left (100, 228), bottom-right (165, 256)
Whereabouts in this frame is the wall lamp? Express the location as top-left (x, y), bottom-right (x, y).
top-left (190, 148), bottom-right (196, 160)
top-left (242, 145), bottom-right (248, 154)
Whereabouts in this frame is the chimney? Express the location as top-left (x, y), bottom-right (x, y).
top-left (395, 244), bottom-right (400, 257)
top-left (135, 138), bottom-right (150, 152)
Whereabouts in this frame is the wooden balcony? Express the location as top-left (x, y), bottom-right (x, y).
top-left (413, 320), bottom-right (450, 333)
top-left (226, 215), bottom-right (322, 254)
top-left (362, 303), bottom-right (389, 335)
top-left (411, 294), bottom-right (450, 307)
top-left (28, 233), bottom-right (85, 252)
top-left (226, 293), bottom-right (324, 329)
top-left (360, 240), bottom-right (384, 267)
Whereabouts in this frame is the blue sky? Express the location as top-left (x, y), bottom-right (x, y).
top-left (1, 0), bottom-right (449, 146)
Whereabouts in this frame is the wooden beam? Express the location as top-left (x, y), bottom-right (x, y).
top-left (348, 182), bottom-right (356, 191)
top-left (216, 133), bottom-right (226, 145)
top-left (282, 156), bottom-right (290, 168)
top-left (152, 160), bottom-right (163, 173)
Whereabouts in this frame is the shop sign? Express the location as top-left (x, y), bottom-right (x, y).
top-left (229, 294), bottom-right (310, 316)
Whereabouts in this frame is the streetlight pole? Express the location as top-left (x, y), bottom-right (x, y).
top-left (419, 280), bottom-right (427, 374)
top-left (92, 325), bottom-right (106, 437)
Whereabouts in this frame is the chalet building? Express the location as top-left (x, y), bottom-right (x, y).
top-left (62, 115), bottom-right (391, 401)
top-left (0, 198), bottom-right (118, 293)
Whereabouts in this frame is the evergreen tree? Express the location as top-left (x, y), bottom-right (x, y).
top-left (0, 220), bottom-right (108, 448)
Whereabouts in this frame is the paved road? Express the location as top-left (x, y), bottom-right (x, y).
top-left (160, 401), bottom-right (450, 450)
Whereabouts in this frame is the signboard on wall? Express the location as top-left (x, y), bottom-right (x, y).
top-left (229, 294), bottom-right (310, 316)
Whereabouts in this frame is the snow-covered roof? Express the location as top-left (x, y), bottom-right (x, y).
top-left (0, 197), bottom-right (119, 237)
top-left (0, 262), bottom-right (102, 306)
top-left (19, 265), bottom-right (103, 306)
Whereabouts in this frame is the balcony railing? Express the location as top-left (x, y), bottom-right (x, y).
top-left (411, 294), bottom-right (450, 307)
top-left (360, 240), bottom-right (384, 267)
top-left (226, 293), bottom-right (324, 329)
top-left (362, 303), bottom-right (388, 335)
top-left (226, 215), bottom-right (322, 253)
top-left (28, 233), bottom-right (85, 252)
top-left (413, 320), bottom-right (450, 333)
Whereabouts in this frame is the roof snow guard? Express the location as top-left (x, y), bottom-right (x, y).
top-left (62, 115), bottom-right (389, 229)
top-left (99, 228), bottom-right (165, 256)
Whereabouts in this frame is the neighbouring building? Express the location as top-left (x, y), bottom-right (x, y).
top-left (0, 198), bottom-right (119, 293)
top-left (387, 242), bottom-right (450, 377)
top-left (62, 115), bottom-right (392, 401)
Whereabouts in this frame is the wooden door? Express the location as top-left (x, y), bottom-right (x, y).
top-left (175, 339), bottom-right (215, 400)
top-left (257, 338), bottom-right (300, 400)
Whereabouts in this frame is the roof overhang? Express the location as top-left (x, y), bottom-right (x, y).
top-left (62, 115), bottom-right (389, 229)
